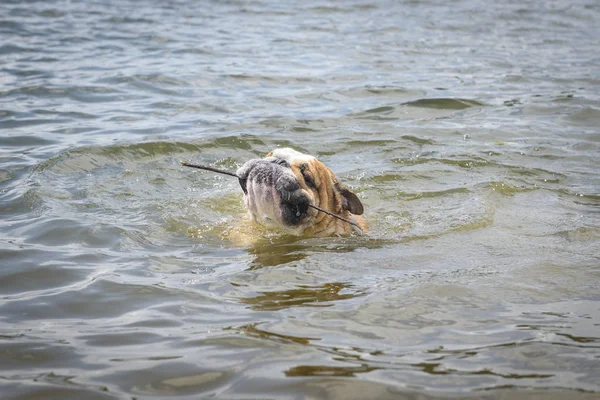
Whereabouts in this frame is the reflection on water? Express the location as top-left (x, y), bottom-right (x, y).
top-left (285, 364), bottom-right (378, 377)
top-left (245, 236), bottom-right (314, 269)
top-left (2, 0), bottom-right (600, 398)
top-left (239, 282), bottom-right (363, 311)
top-left (242, 234), bottom-right (379, 269)
top-left (242, 323), bottom-right (319, 345)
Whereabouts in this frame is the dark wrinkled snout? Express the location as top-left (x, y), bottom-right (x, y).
top-left (236, 158), bottom-right (311, 228)
top-left (276, 174), bottom-right (310, 226)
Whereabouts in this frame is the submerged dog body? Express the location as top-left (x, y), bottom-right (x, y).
top-left (236, 148), bottom-right (366, 236)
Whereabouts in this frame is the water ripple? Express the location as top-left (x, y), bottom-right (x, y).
top-left (2, 0), bottom-right (600, 398)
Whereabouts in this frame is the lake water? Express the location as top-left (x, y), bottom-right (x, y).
top-left (1, 0), bottom-right (599, 399)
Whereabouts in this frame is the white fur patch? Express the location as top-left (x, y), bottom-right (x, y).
top-left (270, 148), bottom-right (315, 163)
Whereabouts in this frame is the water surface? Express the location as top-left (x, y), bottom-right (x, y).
top-left (1, 0), bottom-right (599, 399)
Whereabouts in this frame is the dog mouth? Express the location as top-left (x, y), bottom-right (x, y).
top-left (236, 157), bottom-right (312, 228)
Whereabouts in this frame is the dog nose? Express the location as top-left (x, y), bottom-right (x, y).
top-left (292, 197), bottom-right (309, 218)
top-left (280, 191), bottom-right (310, 226)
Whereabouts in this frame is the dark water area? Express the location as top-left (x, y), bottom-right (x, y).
top-left (1, 0), bottom-right (599, 399)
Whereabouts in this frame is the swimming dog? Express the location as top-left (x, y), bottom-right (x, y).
top-left (235, 148), bottom-right (366, 236)
top-left (183, 148), bottom-right (367, 236)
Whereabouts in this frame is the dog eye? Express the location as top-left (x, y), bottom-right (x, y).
top-left (299, 164), bottom-right (316, 188)
top-left (272, 158), bottom-right (290, 167)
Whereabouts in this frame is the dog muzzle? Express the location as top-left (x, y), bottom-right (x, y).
top-left (236, 158), bottom-right (312, 230)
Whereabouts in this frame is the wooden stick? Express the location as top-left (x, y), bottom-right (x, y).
top-left (309, 204), bottom-right (363, 233)
top-left (180, 161), bottom-right (238, 178)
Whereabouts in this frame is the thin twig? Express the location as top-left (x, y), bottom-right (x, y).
top-left (309, 204), bottom-right (363, 233)
top-left (180, 161), bottom-right (238, 177)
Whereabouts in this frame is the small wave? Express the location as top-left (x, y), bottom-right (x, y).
top-left (402, 98), bottom-right (486, 110)
top-left (563, 106), bottom-right (600, 127)
top-left (104, 16), bottom-right (156, 24)
top-left (33, 141), bottom-right (207, 174)
top-left (392, 155), bottom-right (490, 168)
top-left (0, 44), bottom-right (37, 54)
top-left (350, 98), bottom-right (485, 121)
top-left (0, 85), bottom-right (123, 103)
top-left (336, 85), bottom-right (421, 100)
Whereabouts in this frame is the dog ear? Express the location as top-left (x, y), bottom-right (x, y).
top-left (336, 183), bottom-right (364, 215)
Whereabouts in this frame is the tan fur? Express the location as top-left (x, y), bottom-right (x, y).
top-left (265, 151), bottom-right (367, 237)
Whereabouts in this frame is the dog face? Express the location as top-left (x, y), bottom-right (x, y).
top-left (236, 148), bottom-right (366, 236)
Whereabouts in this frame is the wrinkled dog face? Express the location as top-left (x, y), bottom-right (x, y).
top-left (236, 148), bottom-right (365, 236)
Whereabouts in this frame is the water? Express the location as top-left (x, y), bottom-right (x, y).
top-left (1, 0), bottom-right (599, 398)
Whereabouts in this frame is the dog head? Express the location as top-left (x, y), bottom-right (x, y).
top-left (236, 148), bottom-right (366, 236)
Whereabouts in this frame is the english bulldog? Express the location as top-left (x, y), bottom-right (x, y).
top-left (234, 148), bottom-right (366, 237)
